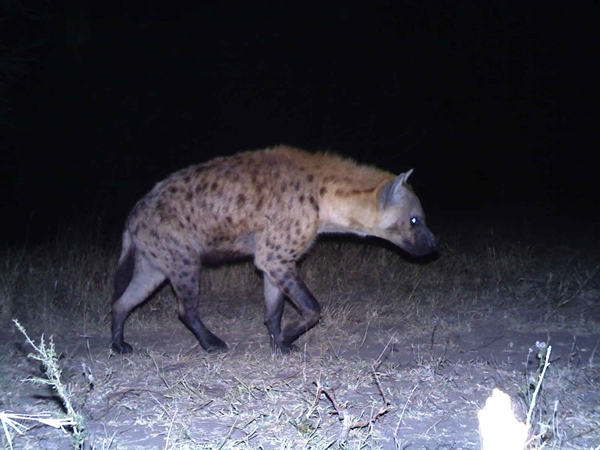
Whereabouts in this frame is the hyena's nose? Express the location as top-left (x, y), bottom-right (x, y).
top-left (429, 235), bottom-right (439, 252)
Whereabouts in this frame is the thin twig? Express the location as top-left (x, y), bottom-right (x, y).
top-left (526, 345), bottom-right (552, 428)
top-left (312, 360), bottom-right (390, 444)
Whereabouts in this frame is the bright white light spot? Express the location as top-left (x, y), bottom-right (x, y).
top-left (478, 388), bottom-right (528, 450)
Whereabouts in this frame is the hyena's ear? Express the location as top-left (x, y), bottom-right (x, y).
top-left (379, 169), bottom-right (414, 208)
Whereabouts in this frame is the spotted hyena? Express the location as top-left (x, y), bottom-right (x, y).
top-left (111, 146), bottom-right (437, 354)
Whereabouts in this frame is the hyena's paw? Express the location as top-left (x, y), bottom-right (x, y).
top-left (203, 336), bottom-right (229, 353)
top-left (112, 340), bottom-right (133, 354)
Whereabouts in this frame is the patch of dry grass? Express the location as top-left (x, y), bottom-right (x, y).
top-left (1, 224), bottom-right (599, 448)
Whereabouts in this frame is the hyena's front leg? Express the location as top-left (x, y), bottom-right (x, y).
top-left (263, 275), bottom-right (285, 351)
top-left (262, 268), bottom-right (321, 353)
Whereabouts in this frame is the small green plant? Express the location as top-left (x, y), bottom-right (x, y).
top-left (0, 411), bottom-right (78, 450)
top-left (7, 319), bottom-right (86, 448)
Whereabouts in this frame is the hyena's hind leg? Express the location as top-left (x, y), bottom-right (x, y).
top-left (168, 263), bottom-right (228, 353)
top-left (111, 249), bottom-right (166, 353)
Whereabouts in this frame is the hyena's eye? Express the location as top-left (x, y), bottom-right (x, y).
top-left (410, 217), bottom-right (419, 227)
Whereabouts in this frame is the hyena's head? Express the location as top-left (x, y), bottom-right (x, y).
top-left (376, 170), bottom-right (438, 256)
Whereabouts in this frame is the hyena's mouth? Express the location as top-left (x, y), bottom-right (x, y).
top-left (401, 235), bottom-right (438, 256)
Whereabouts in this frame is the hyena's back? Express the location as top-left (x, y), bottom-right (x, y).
top-left (127, 147), bottom-right (326, 268)
top-left (111, 146), bottom-right (437, 354)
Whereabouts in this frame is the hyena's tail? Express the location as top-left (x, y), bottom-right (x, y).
top-left (113, 230), bottom-right (135, 302)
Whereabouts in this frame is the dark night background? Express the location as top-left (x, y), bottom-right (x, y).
top-left (1, 1), bottom-right (598, 244)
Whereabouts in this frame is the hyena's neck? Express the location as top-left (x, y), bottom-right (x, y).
top-left (317, 176), bottom-right (393, 237)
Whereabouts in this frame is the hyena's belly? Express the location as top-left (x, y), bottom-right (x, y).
top-left (198, 231), bottom-right (257, 264)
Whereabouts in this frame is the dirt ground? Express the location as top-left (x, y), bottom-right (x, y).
top-left (2, 290), bottom-right (599, 449)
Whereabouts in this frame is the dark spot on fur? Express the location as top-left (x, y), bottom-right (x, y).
top-left (150, 251), bottom-right (157, 258)
top-left (211, 182), bottom-right (218, 191)
top-left (181, 271), bottom-right (190, 278)
top-left (307, 174), bottom-right (314, 182)
top-left (237, 194), bottom-right (246, 206)
top-left (275, 245), bottom-right (281, 251)
top-left (183, 258), bottom-right (191, 265)
top-left (319, 186), bottom-right (327, 196)
top-left (299, 195), bottom-right (305, 204)
top-left (169, 186), bottom-right (178, 194)
top-left (185, 191), bottom-right (193, 201)
top-left (185, 215), bottom-right (191, 222)
top-left (284, 283), bottom-right (296, 295)
top-left (335, 187), bottom-right (376, 197)
top-left (294, 180), bottom-right (300, 191)
top-left (183, 175), bottom-right (191, 183)
top-left (226, 216), bottom-right (233, 224)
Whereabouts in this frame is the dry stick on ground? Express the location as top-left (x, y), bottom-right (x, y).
top-left (312, 359), bottom-right (390, 443)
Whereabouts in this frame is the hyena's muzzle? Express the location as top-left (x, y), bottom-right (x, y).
top-left (398, 223), bottom-right (437, 257)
